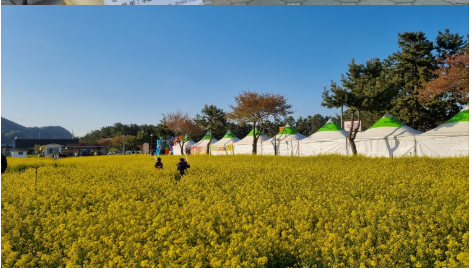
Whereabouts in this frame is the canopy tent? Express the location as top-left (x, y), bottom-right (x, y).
top-left (355, 112), bottom-right (422, 157)
top-left (233, 129), bottom-right (271, 155)
top-left (300, 118), bottom-right (349, 156)
top-left (416, 104), bottom-right (469, 157)
top-left (172, 135), bottom-right (196, 155)
top-left (262, 123), bottom-right (307, 156)
top-left (210, 130), bottom-right (240, 155)
top-left (192, 132), bottom-right (218, 154)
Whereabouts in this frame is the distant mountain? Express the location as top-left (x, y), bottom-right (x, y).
top-left (1, 117), bottom-right (73, 144)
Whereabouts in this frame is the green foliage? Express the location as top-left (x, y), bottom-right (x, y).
top-left (325, 29), bottom-right (467, 135)
top-left (386, 30), bottom-right (468, 131)
top-left (195, 105), bottom-right (227, 154)
top-left (295, 114), bottom-right (330, 136)
top-left (79, 122), bottom-right (173, 151)
top-left (387, 31), bottom-right (435, 131)
top-left (434, 29), bottom-right (467, 60)
top-left (34, 144), bottom-right (41, 155)
top-left (322, 58), bottom-right (398, 154)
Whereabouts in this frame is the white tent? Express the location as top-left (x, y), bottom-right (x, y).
top-left (355, 112), bottom-right (422, 157)
top-left (233, 129), bottom-right (271, 155)
top-left (192, 132), bottom-right (218, 154)
top-left (262, 123), bottom-right (307, 156)
top-left (300, 118), bottom-right (349, 156)
top-left (416, 104), bottom-right (469, 157)
top-left (172, 135), bottom-right (196, 155)
top-left (210, 130), bottom-right (240, 155)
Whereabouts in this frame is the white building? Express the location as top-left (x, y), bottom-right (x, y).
top-left (41, 144), bottom-right (63, 157)
top-left (11, 150), bottom-right (27, 158)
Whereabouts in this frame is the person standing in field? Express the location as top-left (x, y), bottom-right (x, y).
top-left (176, 157), bottom-right (190, 179)
top-left (154, 157), bottom-right (163, 169)
top-left (1, 153), bottom-right (7, 174)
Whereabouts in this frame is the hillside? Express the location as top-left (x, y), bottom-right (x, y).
top-left (1, 117), bottom-right (73, 143)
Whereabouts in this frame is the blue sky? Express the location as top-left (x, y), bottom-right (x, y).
top-left (1, 6), bottom-right (468, 137)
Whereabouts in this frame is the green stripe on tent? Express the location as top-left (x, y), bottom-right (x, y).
top-left (222, 130), bottom-right (237, 139)
top-left (247, 129), bottom-right (265, 136)
top-left (369, 114), bottom-right (404, 128)
top-left (277, 126), bottom-right (299, 135)
top-left (444, 109), bottom-right (469, 124)
top-left (202, 133), bottom-right (212, 140)
top-left (318, 122), bottom-right (343, 132)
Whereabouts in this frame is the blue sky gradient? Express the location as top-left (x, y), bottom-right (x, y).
top-left (1, 6), bottom-right (468, 137)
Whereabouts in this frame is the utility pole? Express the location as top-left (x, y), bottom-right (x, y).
top-left (123, 134), bottom-right (125, 154)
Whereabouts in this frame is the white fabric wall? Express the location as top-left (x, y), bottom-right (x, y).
top-left (172, 141), bottom-right (195, 155)
top-left (228, 134), bottom-right (470, 157)
top-left (355, 136), bottom-right (417, 157)
top-left (416, 135), bottom-right (468, 157)
top-left (261, 140), bottom-right (301, 156)
top-left (299, 139), bottom-right (348, 156)
top-left (233, 142), bottom-right (267, 155)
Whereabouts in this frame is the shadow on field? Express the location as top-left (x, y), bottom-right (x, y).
top-left (173, 173), bottom-right (182, 181)
top-left (266, 252), bottom-right (298, 268)
top-left (5, 163), bottom-right (69, 173)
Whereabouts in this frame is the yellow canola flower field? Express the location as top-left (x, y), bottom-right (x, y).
top-left (1, 155), bottom-right (468, 268)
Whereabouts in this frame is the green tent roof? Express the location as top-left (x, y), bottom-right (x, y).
top-left (369, 112), bottom-right (405, 129)
top-left (277, 123), bottom-right (300, 135)
top-left (444, 105), bottom-right (469, 124)
top-left (222, 130), bottom-right (237, 139)
top-left (247, 129), bottom-right (266, 136)
top-left (201, 133), bottom-right (212, 140)
top-left (317, 118), bottom-right (343, 132)
top-left (184, 135), bottom-right (192, 142)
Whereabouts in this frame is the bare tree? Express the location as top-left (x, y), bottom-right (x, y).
top-left (226, 91), bottom-right (293, 154)
top-left (163, 110), bottom-right (200, 155)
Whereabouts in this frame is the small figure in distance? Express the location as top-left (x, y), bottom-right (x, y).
top-left (154, 157), bottom-right (163, 169)
top-left (1, 153), bottom-right (7, 174)
top-left (176, 157), bottom-right (190, 180)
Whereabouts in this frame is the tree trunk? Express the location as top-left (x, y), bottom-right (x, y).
top-left (274, 134), bottom-right (277, 156)
top-left (252, 122), bottom-right (257, 155)
top-left (206, 131), bottom-right (212, 154)
top-left (180, 140), bottom-right (184, 155)
top-left (347, 110), bottom-right (362, 155)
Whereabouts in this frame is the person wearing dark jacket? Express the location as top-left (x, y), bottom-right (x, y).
top-left (154, 157), bottom-right (163, 169)
top-left (1, 153), bottom-right (7, 174)
top-left (176, 158), bottom-right (190, 178)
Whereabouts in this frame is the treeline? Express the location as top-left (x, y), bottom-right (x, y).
top-left (321, 29), bottom-right (468, 154)
top-left (324, 29), bottom-right (468, 133)
top-left (79, 114), bottom-right (334, 151)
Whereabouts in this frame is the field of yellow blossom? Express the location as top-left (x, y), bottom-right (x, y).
top-left (1, 154), bottom-right (469, 268)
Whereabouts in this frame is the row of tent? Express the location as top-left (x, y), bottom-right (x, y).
top-left (173, 104), bottom-right (469, 157)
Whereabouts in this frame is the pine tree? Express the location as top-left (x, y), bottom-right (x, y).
top-left (387, 31), bottom-right (435, 131)
top-left (322, 58), bottom-right (397, 155)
